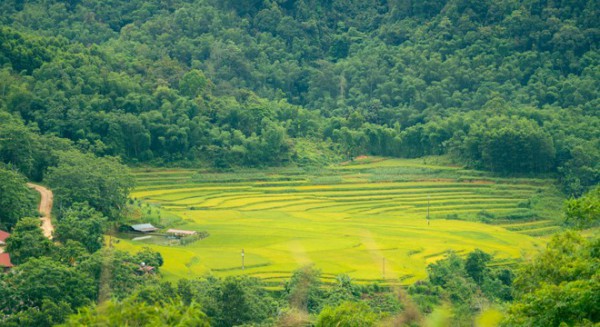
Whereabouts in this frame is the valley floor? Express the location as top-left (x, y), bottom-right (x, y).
top-left (116, 157), bottom-right (564, 286)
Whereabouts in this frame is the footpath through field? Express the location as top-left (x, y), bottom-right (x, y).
top-left (27, 183), bottom-right (54, 239)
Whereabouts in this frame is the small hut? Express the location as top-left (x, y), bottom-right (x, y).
top-left (138, 262), bottom-right (155, 274)
top-left (166, 229), bottom-right (197, 238)
top-left (130, 223), bottom-right (159, 233)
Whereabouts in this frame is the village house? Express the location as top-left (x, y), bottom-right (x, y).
top-left (166, 229), bottom-right (197, 238)
top-left (0, 230), bottom-right (9, 247)
top-left (0, 253), bottom-right (14, 273)
top-left (129, 223), bottom-right (159, 233)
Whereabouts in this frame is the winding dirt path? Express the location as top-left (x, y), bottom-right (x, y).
top-left (27, 183), bottom-right (54, 239)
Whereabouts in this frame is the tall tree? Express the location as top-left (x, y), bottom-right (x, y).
top-left (0, 112), bottom-right (38, 178)
top-left (46, 151), bottom-right (134, 220)
top-left (0, 257), bottom-right (95, 322)
top-left (564, 185), bottom-right (600, 229)
top-left (54, 203), bottom-right (107, 253)
top-left (465, 249), bottom-right (492, 286)
top-left (0, 167), bottom-right (36, 230)
top-left (5, 217), bottom-right (53, 264)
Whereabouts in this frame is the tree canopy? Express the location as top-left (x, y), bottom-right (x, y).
top-left (564, 186), bottom-right (600, 229)
top-left (0, 0), bottom-right (596, 193)
top-left (54, 203), bottom-right (107, 253)
top-left (0, 167), bottom-right (36, 230)
top-left (5, 217), bottom-right (53, 264)
top-left (504, 232), bottom-right (599, 326)
top-left (46, 151), bottom-right (134, 220)
top-left (0, 1), bottom-right (598, 325)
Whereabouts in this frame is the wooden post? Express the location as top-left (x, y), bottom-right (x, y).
top-left (427, 194), bottom-right (430, 225)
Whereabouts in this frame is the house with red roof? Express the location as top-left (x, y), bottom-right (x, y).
top-left (0, 253), bottom-right (14, 272)
top-left (0, 230), bottom-right (9, 246)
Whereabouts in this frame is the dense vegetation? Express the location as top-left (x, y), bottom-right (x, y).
top-left (0, 0), bottom-right (598, 326)
top-left (0, 166), bottom-right (37, 230)
top-left (0, 0), bottom-right (598, 195)
top-left (3, 231), bottom-right (597, 326)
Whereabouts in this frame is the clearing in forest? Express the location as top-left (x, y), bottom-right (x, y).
top-left (116, 156), bottom-right (564, 286)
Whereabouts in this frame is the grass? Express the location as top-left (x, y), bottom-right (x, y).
top-left (117, 156), bottom-right (565, 286)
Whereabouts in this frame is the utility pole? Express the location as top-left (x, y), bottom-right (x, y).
top-left (241, 248), bottom-right (245, 270)
top-left (427, 194), bottom-right (430, 226)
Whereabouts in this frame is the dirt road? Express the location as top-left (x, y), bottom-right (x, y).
top-left (27, 183), bottom-right (54, 239)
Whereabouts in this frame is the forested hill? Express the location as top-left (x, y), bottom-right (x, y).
top-left (0, 0), bottom-right (598, 194)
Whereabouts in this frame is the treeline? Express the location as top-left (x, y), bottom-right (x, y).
top-left (0, 0), bottom-right (599, 194)
top-left (0, 0), bottom-right (593, 184)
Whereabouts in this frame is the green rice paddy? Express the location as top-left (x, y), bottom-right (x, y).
top-left (116, 157), bottom-right (564, 286)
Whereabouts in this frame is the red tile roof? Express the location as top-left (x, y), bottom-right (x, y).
top-left (0, 230), bottom-right (9, 243)
top-left (0, 253), bottom-right (14, 268)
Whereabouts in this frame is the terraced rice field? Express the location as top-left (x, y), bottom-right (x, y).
top-left (116, 157), bottom-right (564, 286)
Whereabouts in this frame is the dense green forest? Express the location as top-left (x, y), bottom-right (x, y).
top-left (0, 0), bottom-right (599, 326)
top-left (0, 0), bottom-right (598, 195)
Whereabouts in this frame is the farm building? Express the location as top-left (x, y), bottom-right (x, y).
top-left (130, 223), bottom-right (159, 233)
top-left (166, 229), bottom-right (197, 237)
top-left (138, 262), bottom-right (155, 274)
top-left (0, 253), bottom-right (14, 272)
top-left (0, 230), bottom-right (9, 246)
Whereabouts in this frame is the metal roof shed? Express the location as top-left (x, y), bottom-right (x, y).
top-left (166, 229), bottom-right (197, 237)
top-left (130, 223), bottom-right (159, 233)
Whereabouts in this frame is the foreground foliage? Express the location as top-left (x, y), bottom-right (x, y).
top-left (503, 232), bottom-right (600, 326)
top-left (316, 301), bottom-right (377, 327)
top-left (61, 299), bottom-right (210, 327)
